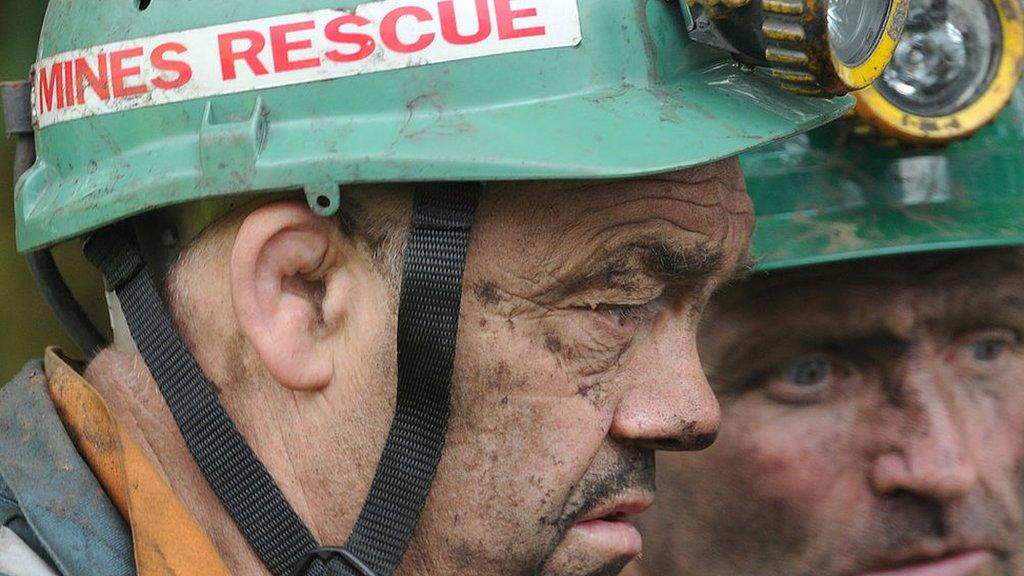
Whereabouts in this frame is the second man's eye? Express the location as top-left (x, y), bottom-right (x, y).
top-left (764, 354), bottom-right (854, 404)
top-left (952, 328), bottom-right (1020, 375)
top-left (970, 336), bottom-right (1003, 358)
top-left (787, 356), bottom-right (832, 387)
top-left (968, 336), bottom-right (1012, 362)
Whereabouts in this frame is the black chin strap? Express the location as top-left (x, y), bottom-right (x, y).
top-left (344, 185), bottom-right (479, 572)
top-left (84, 185), bottom-right (479, 576)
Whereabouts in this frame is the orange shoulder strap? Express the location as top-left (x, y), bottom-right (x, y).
top-left (44, 349), bottom-right (232, 576)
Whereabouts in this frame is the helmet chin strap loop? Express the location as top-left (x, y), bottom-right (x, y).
top-left (289, 547), bottom-right (377, 576)
top-left (84, 184), bottom-right (479, 576)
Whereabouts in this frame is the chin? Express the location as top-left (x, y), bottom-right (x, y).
top-left (539, 539), bottom-right (637, 576)
top-left (540, 556), bottom-right (633, 576)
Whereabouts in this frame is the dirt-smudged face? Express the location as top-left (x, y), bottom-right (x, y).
top-left (631, 249), bottom-right (1024, 576)
top-left (407, 158), bottom-right (754, 576)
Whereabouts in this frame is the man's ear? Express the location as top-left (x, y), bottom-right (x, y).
top-left (231, 200), bottom-right (349, 391)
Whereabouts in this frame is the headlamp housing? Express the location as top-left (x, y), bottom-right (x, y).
top-left (854, 0), bottom-right (1024, 144)
top-left (688, 0), bottom-right (910, 96)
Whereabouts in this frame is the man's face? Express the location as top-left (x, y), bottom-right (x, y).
top-left (406, 158), bottom-right (754, 576)
top-left (634, 249), bottom-right (1024, 576)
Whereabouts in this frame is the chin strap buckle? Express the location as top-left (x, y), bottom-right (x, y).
top-left (289, 547), bottom-right (377, 576)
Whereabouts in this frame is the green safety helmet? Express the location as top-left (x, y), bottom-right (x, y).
top-left (10, 0), bottom-right (916, 252)
top-left (3, 0), bottom-right (908, 575)
top-left (742, 0), bottom-right (1024, 272)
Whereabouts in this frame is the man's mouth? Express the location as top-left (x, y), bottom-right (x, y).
top-left (858, 548), bottom-right (998, 576)
top-left (568, 494), bottom-right (654, 558)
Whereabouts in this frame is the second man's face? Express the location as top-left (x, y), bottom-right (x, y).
top-left (633, 249), bottom-right (1024, 576)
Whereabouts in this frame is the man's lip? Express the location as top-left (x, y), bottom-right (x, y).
top-left (567, 493), bottom-right (653, 559)
top-left (857, 549), bottom-right (997, 576)
top-left (574, 493), bottom-right (654, 524)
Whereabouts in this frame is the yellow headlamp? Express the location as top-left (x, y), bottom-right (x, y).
top-left (855, 0), bottom-right (1024, 145)
top-left (688, 0), bottom-right (911, 97)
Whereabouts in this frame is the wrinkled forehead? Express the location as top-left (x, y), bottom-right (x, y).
top-left (703, 248), bottom-right (1024, 343)
top-left (485, 158), bottom-right (747, 220)
top-left (468, 158), bottom-right (753, 278)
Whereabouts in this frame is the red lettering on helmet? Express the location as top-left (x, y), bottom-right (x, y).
top-left (270, 20), bottom-right (321, 72)
top-left (325, 14), bottom-right (377, 63)
top-left (494, 0), bottom-right (545, 39)
top-left (62, 60), bottom-right (76, 109)
top-left (219, 30), bottom-right (270, 80)
top-left (32, 2), bottom-right (580, 128)
top-left (37, 62), bottom-right (66, 115)
top-left (380, 6), bottom-right (435, 53)
top-left (74, 54), bottom-right (110, 104)
top-left (151, 42), bottom-right (192, 89)
top-left (110, 47), bottom-right (148, 98)
top-left (438, 0), bottom-right (491, 45)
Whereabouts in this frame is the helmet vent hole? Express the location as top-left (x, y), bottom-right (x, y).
top-left (316, 195), bottom-right (332, 209)
top-left (136, 0), bottom-right (152, 10)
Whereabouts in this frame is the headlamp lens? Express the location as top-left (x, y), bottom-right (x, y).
top-left (827, 0), bottom-right (894, 67)
top-left (875, 0), bottom-right (1001, 117)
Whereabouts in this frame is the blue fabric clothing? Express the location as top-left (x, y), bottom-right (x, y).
top-left (0, 360), bottom-right (135, 576)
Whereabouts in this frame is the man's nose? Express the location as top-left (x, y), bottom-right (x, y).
top-left (609, 342), bottom-right (720, 451)
top-left (870, 371), bottom-right (978, 501)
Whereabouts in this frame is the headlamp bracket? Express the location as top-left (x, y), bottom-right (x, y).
top-left (689, 7), bottom-right (744, 55)
top-left (688, 1), bottom-right (768, 67)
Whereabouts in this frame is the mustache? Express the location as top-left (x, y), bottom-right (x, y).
top-left (550, 448), bottom-right (655, 533)
top-left (877, 492), bottom-right (1013, 542)
top-left (840, 491), bottom-right (1020, 574)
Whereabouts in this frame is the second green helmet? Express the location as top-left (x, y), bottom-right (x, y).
top-left (742, 0), bottom-right (1024, 271)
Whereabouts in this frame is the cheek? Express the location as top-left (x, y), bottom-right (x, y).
top-left (993, 373), bottom-right (1024, 460)
top-left (461, 301), bottom-right (628, 405)
top-left (963, 375), bottom-right (1024, 484)
top-left (432, 309), bottom-right (617, 564)
top-left (717, 400), bottom-right (862, 518)
top-left (646, 414), bottom-right (828, 570)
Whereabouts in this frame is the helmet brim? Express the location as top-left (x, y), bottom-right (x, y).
top-left (17, 63), bottom-right (851, 252)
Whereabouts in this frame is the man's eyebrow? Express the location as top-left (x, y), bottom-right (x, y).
top-left (567, 241), bottom-right (725, 292)
top-left (934, 291), bottom-right (1024, 326)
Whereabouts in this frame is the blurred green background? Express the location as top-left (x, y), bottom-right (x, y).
top-left (1, 0), bottom-right (108, 382)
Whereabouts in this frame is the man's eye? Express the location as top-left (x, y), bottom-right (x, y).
top-left (604, 305), bottom-right (645, 328)
top-left (593, 297), bottom-right (668, 331)
top-left (764, 355), bottom-right (851, 404)
top-left (787, 357), bottom-right (832, 387)
top-left (955, 329), bottom-right (1019, 370)
top-left (970, 338), bottom-right (1008, 362)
